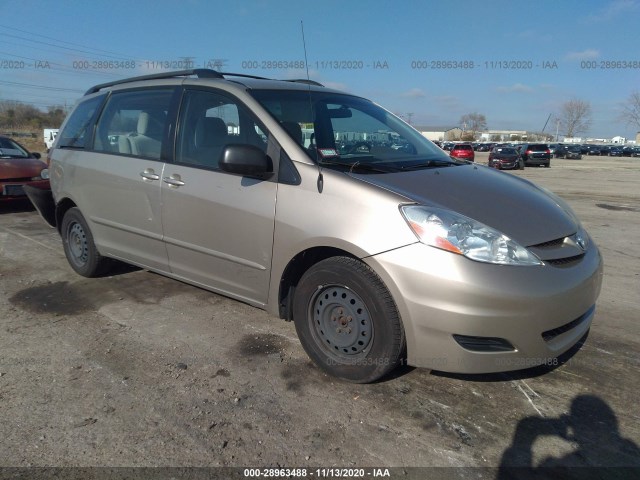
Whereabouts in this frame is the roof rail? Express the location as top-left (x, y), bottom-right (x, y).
top-left (284, 79), bottom-right (325, 87)
top-left (84, 69), bottom-right (223, 95)
top-left (83, 69), bottom-right (325, 96)
top-left (216, 72), bottom-right (270, 80)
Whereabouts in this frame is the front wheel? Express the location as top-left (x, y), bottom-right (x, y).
top-left (293, 257), bottom-right (405, 383)
top-left (61, 207), bottom-right (111, 277)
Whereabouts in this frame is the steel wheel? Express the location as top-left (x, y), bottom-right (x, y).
top-left (61, 207), bottom-right (111, 277)
top-left (310, 285), bottom-right (374, 362)
top-left (67, 221), bottom-right (89, 268)
top-left (293, 256), bottom-right (405, 383)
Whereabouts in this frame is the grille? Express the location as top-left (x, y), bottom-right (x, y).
top-left (531, 237), bottom-right (565, 249)
top-left (2, 177), bottom-right (32, 183)
top-left (545, 254), bottom-right (585, 267)
top-left (542, 306), bottom-right (593, 342)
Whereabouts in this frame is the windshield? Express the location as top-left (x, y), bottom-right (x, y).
top-left (0, 137), bottom-right (29, 158)
top-left (250, 90), bottom-right (456, 172)
top-left (495, 148), bottom-right (517, 155)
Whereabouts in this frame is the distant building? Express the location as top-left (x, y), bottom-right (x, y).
top-left (636, 132), bottom-right (640, 144)
top-left (415, 126), bottom-right (462, 141)
top-left (611, 136), bottom-right (627, 144)
top-left (479, 130), bottom-right (531, 141)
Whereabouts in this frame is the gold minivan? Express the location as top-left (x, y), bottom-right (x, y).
top-left (28, 69), bottom-right (603, 383)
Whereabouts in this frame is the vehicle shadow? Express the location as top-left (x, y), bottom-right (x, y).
top-left (0, 198), bottom-right (36, 214)
top-left (101, 260), bottom-right (142, 277)
top-left (497, 394), bottom-right (640, 479)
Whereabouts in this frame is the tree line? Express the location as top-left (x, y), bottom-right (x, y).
top-left (457, 92), bottom-right (640, 141)
top-left (0, 100), bottom-right (67, 132)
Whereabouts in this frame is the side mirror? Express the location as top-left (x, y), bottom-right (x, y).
top-left (32, 152), bottom-right (42, 159)
top-left (219, 144), bottom-right (273, 179)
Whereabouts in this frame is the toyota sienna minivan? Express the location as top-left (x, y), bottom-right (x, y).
top-left (27, 69), bottom-right (603, 383)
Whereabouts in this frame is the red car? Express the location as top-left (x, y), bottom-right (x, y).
top-left (488, 146), bottom-right (524, 170)
top-left (0, 136), bottom-right (50, 202)
top-left (449, 143), bottom-right (475, 162)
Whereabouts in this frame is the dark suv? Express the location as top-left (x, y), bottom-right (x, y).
top-left (519, 144), bottom-right (551, 167)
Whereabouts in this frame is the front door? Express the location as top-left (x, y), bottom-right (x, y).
top-left (160, 88), bottom-right (278, 305)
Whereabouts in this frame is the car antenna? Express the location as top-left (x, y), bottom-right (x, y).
top-left (301, 20), bottom-right (323, 193)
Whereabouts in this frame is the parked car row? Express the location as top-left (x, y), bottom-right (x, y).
top-left (438, 140), bottom-right (639, 161)
top-left (550, 143), bottom-right (639, 157)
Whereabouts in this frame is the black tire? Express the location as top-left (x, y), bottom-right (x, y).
top-left (61, 207), bottom-right (111, 277)
top-left (293, 256), bottom-right (405, 383)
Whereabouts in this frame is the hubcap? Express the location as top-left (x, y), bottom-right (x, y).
top-left (68, 222), bottom-right (88, 266)
top-left (310, 285), bottom-right (373, 360)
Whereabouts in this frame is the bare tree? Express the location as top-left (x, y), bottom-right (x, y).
top-left (557, 99), bottom-right (592, 138)
top-left (460, 112), bottom-right (487, 140)
top-left (618, 91), bottom-right (640, 130)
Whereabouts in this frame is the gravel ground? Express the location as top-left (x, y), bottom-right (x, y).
top-left (0, 154), bottom-right (639, 478)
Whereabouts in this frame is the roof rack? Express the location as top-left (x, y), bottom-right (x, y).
top-left (217, 72), bottom-right (270, 81)
top-left (84, 69), bottom-right (325, 95)
top-left (284, 79), bottom-right (325, 87)
top-left (84, 69), bottom-right (223, 95)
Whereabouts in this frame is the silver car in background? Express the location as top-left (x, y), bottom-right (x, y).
top-left (30, 69), bottom-right (603, 383)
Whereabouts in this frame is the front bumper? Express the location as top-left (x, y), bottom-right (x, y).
top-left (1, 179), bottom-right (50, 200)
top-left (490, 159), bottom-right (518, 169)
top-left (365, 242), bottom-right (603, 373)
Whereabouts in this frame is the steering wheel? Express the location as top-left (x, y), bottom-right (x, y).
top-left (347, 141), bottom-right (372, 154)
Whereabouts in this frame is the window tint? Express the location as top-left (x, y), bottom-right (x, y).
top-left (176, 89), bottom-right (268, 169)
top-left (57, 95), bottom-right (104, 149)
top-left (93, 89), bottom-right (174, 160)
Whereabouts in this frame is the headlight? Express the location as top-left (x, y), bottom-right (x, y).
top-left (400, 205), bottom-right (542, 266)
top-left (574, 225), bottom-right (589, 251)
top-left (40, 168), bottom-right (49, 180)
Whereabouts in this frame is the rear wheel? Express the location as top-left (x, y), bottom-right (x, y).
top-left (293, 256), bottom-right (405, 383)
top-left (61, 207), bottom-right (111, 277)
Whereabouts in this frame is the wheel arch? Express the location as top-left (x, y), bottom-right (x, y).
top-left (55, 197), bottom-right (78, 234)
top-left (277, 246), bottom-right (359, 321)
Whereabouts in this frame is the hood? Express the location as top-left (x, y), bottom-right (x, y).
top-left (0, 157), bottom-right (47, 180)
top-left (352, 164), bottom-right (577, 246)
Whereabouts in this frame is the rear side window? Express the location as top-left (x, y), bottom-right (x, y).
top-left (57, 95), bottom-right (105, 149)
top-left (93, 89), bottom-right (174, 160)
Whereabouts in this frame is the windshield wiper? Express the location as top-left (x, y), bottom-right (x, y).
top-left (400, 159), bottom-right (456, 170)
top-left (318, 159), bottom-right (397, 173)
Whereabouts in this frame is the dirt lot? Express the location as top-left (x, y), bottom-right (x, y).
top-left (0, 154), bottom-right (639, 477)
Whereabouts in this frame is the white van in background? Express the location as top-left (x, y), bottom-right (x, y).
top-left (43, 128), bottom-right (59, 150)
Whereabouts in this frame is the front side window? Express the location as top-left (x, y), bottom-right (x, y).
top-left (57, 95), bottom-right (105, 149)
top-left (93, 89), bottom-right (174, 160)
top-left (251, 90), bottom-right (455, 173)
top-left (176, 89), bottom-right (268, 169)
